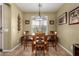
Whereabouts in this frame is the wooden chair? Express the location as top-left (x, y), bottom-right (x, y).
top-left (21, 36), bottom-right (27, 50)
top-left (49, 34), bottom-right (58, 51)
top-left (32, 32), bottom-right (48, 55)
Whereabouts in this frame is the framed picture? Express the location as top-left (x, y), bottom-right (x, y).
top-left (58, 12), bottom-right (67, 25)
top-left (25, 20), bottom-right (30, 24)
top-left (69, 7), bottom-right (79, 25)
top-left (49, 20), bottom-right (54, 25)
top-left (17, 14), bottom-right (21, 31)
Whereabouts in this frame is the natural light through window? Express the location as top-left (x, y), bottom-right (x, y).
top-left (31, 16), bottom-right (48, 35)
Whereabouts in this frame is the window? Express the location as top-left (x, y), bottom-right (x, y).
top-left (31, 16), bottom-right (48, 35)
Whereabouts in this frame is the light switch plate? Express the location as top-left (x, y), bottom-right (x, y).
top-left (4, 29), bottom-right (8, 32)
top-left (71, 45), bottom-right (73, 50)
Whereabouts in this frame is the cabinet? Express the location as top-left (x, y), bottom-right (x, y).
top-left (73, 44), bottom-right (79, 56)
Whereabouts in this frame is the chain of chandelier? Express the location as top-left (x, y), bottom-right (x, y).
top-left (38, 3), bottom-right (42, 17)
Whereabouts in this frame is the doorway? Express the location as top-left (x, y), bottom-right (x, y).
top-left (0, 5), bottom-right (2, 51)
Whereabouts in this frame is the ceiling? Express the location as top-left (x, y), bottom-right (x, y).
top-left (15, 3), bottom-right (64, 13)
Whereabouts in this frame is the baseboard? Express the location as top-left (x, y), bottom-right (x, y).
top-left (3, 43), bottom-right (21, 52)
top-left (58, 43), bottom-right (73, 56)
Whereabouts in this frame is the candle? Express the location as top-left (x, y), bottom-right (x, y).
top-left (55, 32), bottom-right (57, 35)
top-left (23, 31), bottom-right (26, 35)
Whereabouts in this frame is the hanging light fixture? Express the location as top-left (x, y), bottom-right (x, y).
top-left (33, 3), bottom-right (42, 20)
top-left (38, 3), bottom-right (41, 17)
top-left (33, 3), bottom-right (47, 20)
top-left (38, 3), bottom-right (42, 20)
top-left (38, 3), bottom-right (47, 20)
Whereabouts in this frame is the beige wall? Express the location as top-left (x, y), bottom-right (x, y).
top-left (56, 3), bottom-right (79, 54)
top-left (23, 12), bottom-right (56, 34)
top-left (3, 4), bottom-right (24, 50)
top-left (3, 4), bottom-right (11, 50)
top-left (11, 4), bottom-right (24, 48)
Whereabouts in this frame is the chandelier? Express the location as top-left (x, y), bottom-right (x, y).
top-left (38, 3), bottom-right (41, 17)
top-left (38, 3), bottom-right (48, 20)
top-left (32, 3), bottom-right (48, 20)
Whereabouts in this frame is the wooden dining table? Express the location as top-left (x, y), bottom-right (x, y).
top-left (20, 33), bottom-right (58, 52)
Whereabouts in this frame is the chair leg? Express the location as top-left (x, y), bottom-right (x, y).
top-left (24, 45), bottom-right (26, 50)
top-left (55, 46), bottom-right (57, 51)
top-left (55, 43), bottom-right (58, 51)
top-left (33, 50), bottom-right (36, 56)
